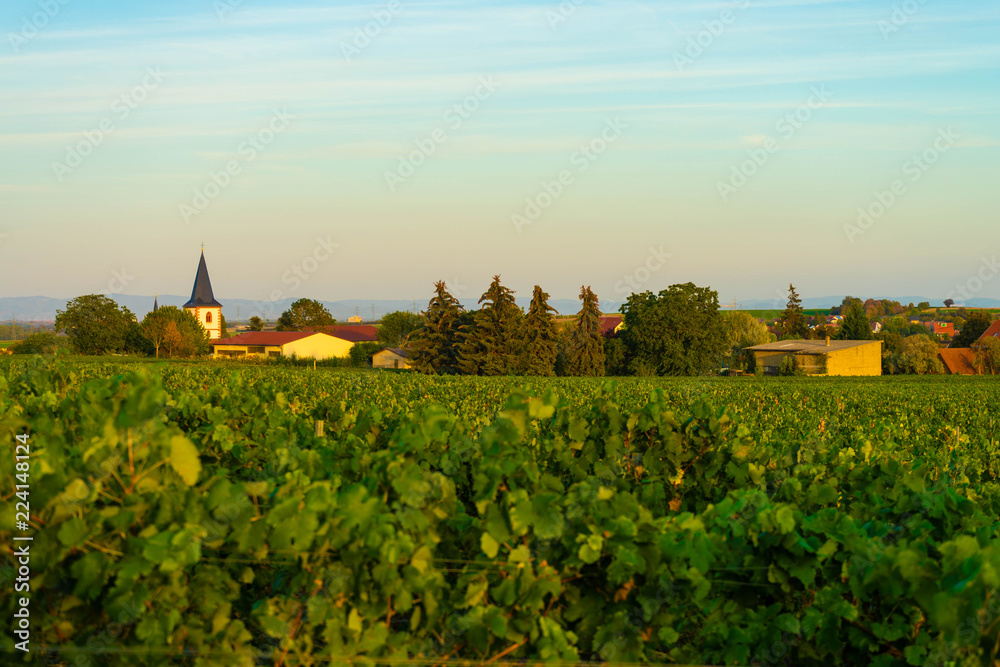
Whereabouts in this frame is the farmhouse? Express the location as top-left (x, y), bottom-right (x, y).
top-left (979, 320), bottom-right (1000, 342)
top-left (373, 347), bottom-right (411, 369)
top-left (747, 339), bottom-right (882, 376)
top-left (210, 331), bottom-right (354, 359)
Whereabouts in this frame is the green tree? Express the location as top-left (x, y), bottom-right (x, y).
top-left (141, 309), bottom-right (171, 358)
top-left (220, 313), bottom-right (228, 339)
top-left (778, 284), bottom-right (809, 339)
top-left (378, 311), bottom-right (424, 347)
top-left (975, 337), bottom-right (1000, 374)
top-left (951, 311), bottom-right (992, 348)
top-left (409, 281), bottom-right (465, 374)
top-left (619, 283), bottom-right (727, 376)
top-left (888, 335), bottom-right (943, 374)
top-left (141, 306), bottom-right (209, 358)
top-left (838, 300), bottom-right (873, 340)
top-left (124, 319), bottom-right (155, 356)
top-left (721, 311), bottom-right (774, 371)
top-left (9, 332), bottom-right (64, 355)
top-left (458, 276), bottom-right (522, 376)
top-left (248, 316), bottom-right (264, 331)
top-left (276, 298), bottom-right (335, 331)
top-left (520, 285), bottom-right (560, 376)
top-left (567, 286), bottom-right (605, 376)
top-left (54, 294), bottom-right (133, 354)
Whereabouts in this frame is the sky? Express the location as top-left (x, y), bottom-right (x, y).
top-left (1, 0), bottom-right (998, 308)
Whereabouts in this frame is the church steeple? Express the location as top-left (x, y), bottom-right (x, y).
top-left (153, 293), bottom-right (158, 312)
top-left (183, 249), bottom-right (222, 308)
top-left (183, 249), bottom-right (223, 341)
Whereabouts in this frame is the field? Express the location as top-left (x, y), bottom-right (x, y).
top-left (3, 357), bottom-right (1000, 665)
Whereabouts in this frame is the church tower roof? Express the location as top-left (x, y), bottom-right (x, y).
top-left (153, 293), bottom-right (158, 311)
top-left (183, 250), bottom-right (223, 308)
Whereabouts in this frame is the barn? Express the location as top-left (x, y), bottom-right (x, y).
top-left (210, 331), bottom-right (354, 359)
top-left (747, 339), bottom-right (882, 376)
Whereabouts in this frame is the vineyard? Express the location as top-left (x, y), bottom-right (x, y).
top-left (3, 357), bottom-right (1000, 666)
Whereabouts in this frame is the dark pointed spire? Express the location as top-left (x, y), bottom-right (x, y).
top-left (183, 249), bottom-right (222, 308)
top-left (153, 293), bottom-right (158, 312)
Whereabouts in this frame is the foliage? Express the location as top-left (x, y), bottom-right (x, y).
top-left (54, 294), bottom-right (135, 354)
top-left (778, 285), bottom-right (809, 339)
top-left (720, 311), bottom-right (774, 371)
top-left (619, 283), bottom-right (726, 376)
top-left (142, 306), bottom-right (210, 358)
top-left (603, 337), bottom-right (628, 376)
top-left (887, 335), bottom-right (943, 375)
top-left (378, 311), bottom-right (423, 347)
top-left (837, 300), bottom-right (873, 340)
top-left (276, 298), bottom-right (336, 331)
top-left (9, 359), bottom-right (1000, 665)
top-left (458, 276), bottom-right (523, 376)
top-left (248, 316), bottom-right (264, 331)
top-left (975, 337), bottom-right (1000, 374)
top-left (951, 311), bottom-right (993, 348)
top-left (348, 341), bottom-right (386, 367)
top-left (410, 281), bottom-right (465, 374)
top-left (520, 286), bottom-right (560, 376)
top-left (9, 331), bottom-right (65, 355)
top-left (566, 286), bottom-right (604, 376)
top-left (777, 354), bottom-right (804, 376)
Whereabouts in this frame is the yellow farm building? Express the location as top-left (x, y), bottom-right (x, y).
top-left (373, 347), bottom-right (411, 369)
top-left (747, 339), bottom-right (882, 376)
top-left (210, 331), bottom-right (354, 360)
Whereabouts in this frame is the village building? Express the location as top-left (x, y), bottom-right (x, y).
top-left (747, 339), bottom-right (882, 376)
top-left (183, 250), bottom-right (223, 340)
top-left (210, 331), bottom-right (355, 359)
top-left (373, 347), bottom-right (411, 369)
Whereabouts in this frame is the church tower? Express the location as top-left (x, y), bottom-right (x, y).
top-left (183, 249), bottom-right (223, 339)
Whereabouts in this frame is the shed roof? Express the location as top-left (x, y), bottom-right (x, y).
top-left (747, 339), bottom-right (879, 356)
top-left (377, 347), bottom-right (410, 358)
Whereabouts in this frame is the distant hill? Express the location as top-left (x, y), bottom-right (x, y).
top-left (2, 294), bottom-right (995, 323)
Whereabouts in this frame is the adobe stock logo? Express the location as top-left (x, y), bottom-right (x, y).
top-left (614, 246), bottom-right (672, 295)
top-left (844, 127), bottom-right (959, 244)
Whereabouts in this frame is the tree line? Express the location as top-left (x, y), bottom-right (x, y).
top-left (407, 278), bottom-right (762, 377)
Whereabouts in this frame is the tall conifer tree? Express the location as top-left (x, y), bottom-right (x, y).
top-left (458, 276), bottom-right (522, 375)
top-left (410, 281), bottom-right (464, 374)
top-left (567, 285), bottom-right (605, 376)
top-left (778, 284), bottom-right (809, 339)
top-left (521, 285), bottom-right (560, 376)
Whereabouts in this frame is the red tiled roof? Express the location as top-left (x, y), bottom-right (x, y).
top-left (979, 320), bottom-right (1000, 343)
top-left (306, 325), bottom-right (379, 342)
top-left (600, 316), bottom-right (623, 337)
top-left (939, 349), bottom-right (978, 375)
top-left (210, 331), bottom-right (317, 346)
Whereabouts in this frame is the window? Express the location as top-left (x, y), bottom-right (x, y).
top-left (248, 346), bottom-right (265, 354)
top-left (206, 312), bottom-right (212, 323)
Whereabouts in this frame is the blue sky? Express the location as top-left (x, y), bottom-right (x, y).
top-left (1, 0), bottom-right (998, 307)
